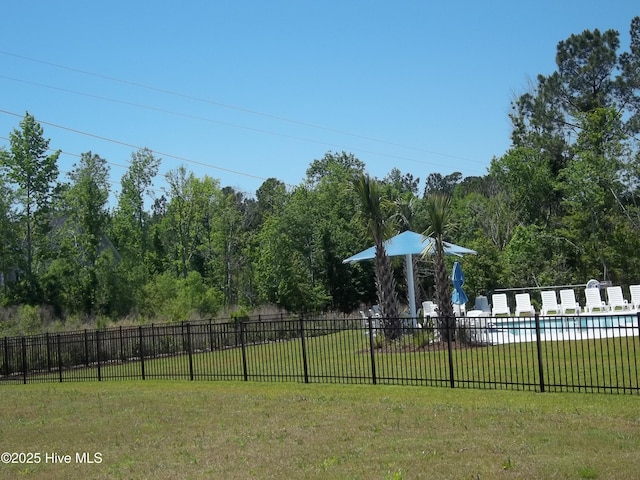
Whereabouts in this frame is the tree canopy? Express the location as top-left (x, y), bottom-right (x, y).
top-left (1, 17), bottom-right (640, 332)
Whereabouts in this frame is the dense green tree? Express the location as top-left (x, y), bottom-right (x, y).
top-left (254, 211), bottom-right (325, 312)
top-left (0, 170), bottom-right (16, 302)
top-left (306, 151), bottom-right (365, 186)
top-left (58, 152), bottom-right (111, 315)
top-left (0, 112), bottom-right (60, 302)
top-left (255, 178), bottom-right (288, 222)
top-left (162, 166), bottom-right (222, 280)
top-left (618, 17), bottom-right (640, 134)
top-left (489, 147), bottom-right (558, 226)
top-left (112, 148), bottom-right (160, 262)
top-left (423, 172), bottom-right (462, 197)
top-left (382, 167), bottom-right (420, 197)
top-left (212, 187), bottom-right (250, 306)
top-left (559, 107), bottom-right (629, 281)
top-left (303, 155), bottom-right (370, 311)
top-left (109, 148), bottom-right (160, 314)
top-left (503, 224), bottom-right (576, 289)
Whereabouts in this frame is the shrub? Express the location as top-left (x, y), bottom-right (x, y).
top-left (412, 329), bottom-right (435, 348)
top-left (17, 305), bottom-right (41, 335)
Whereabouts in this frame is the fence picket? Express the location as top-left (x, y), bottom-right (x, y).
top-left (1, 314), bottom-right (639, 394)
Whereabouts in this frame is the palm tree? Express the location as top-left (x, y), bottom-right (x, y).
top-left (422, 194), bottom-right (455, 340)
top-left (353, 173), bottom-right (401, 339)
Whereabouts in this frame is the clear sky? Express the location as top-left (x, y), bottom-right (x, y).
top-left (1, 1), bottom-right (637, 203)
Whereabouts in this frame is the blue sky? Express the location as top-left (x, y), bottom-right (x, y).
top-left (1, 1), bottom-right (637, 203)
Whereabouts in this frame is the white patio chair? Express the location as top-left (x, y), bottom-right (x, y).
top-left (540, 291), bottom-right (560, 316)
top-left (629, 285), bottom-right (640, 310)
top-left (606, 286), bottom-right (629, 312)
top-left (466, 296), bottom-right (490, 318)
top-left (474, 296), bottom-right (490, 313)
top-left (491, 293), bottom-right (511, 317)
top-left (515, 293), bottom-right (535, 317)
top-left (422, 301), bottom-right (439, 318)
top-left (559, 289), bottom-right (581, 315)
top-left (453, 302), bottom-right (466, 317)
top-left (359, 310), bottom-right (368, 328)
top-left (584, 288), bottom-right (609, 313)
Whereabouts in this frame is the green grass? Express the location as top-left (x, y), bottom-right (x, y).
top-left (0, 381), bottom-right (639, 479)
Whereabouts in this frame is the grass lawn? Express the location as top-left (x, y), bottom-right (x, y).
top-left (1, 381), bottom-right (639, 479)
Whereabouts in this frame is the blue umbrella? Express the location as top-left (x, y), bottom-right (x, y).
top-left (451, 261), bottom-right (468, 305)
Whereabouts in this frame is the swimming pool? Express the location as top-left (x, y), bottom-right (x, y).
top-left (481, 313), bottom-right (640, 344)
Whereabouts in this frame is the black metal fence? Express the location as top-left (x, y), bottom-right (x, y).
top-left (1, 312), bottom-right (639, 394)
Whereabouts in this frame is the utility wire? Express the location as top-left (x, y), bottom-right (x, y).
top-left (0, 49), bottom-right (484, 165)
top-left (0, 74), bottom-right (485, 171)
top-left (0, 109), bottom-right (270, 184)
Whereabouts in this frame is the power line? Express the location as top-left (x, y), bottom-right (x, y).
top-left (0, 109), bottom-right (271, 184)
top-left (0, 134), bottom-right (149, 196)
top-left (0, 49), bottom-right (487, 165)
top-left (0, 74), bottom-right (487, 171)
top-left (0, 135), bottom-right (247, 201)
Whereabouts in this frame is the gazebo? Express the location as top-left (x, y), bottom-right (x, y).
top-left (343, 230), bottom-right (477, 318)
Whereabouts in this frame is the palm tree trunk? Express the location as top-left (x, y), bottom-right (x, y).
top-left (375, 242), bottom-right (401, 339)
top-left (434, 247), bottom-right (454, 341)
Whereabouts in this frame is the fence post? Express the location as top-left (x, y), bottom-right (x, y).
top-left (138, 326), bottom-right (146, 380)
top-left (57, 334), bottom-right (63, 383)
top-left (368, 317), bottom-right (377, 385)
top-left (96, 330), bottom-right (102, 382)
top-left (21, 336), bottom-right (27, 384)
top-left (84, 329), bottom-right (89, 367)
top-left (299, 314), bottom-right (309, 383)
top-left (534, 313), bottom-right (545, 392)
top-left (240, 321), bottom-right (248, 381)
top-left (3, 336), bottom-right (9, 376)
top-left (46, 332), bottom-right (51, 372)
top-left (151, 323), bottom-right (157, 358)
top-left (119, 326), bottom-right (124, 361)
top-left (445, 317), bottom-right (455, 388)
top-left (187, 322), bottom-right (194, 381)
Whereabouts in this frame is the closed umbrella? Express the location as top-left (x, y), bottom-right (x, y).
top-left (451, 261), bottom-right (468, 305)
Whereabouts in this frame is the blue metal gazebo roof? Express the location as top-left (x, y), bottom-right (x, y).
top-left (343, 230), bottom-right (477, 318)
top-left (343, 230), bottom-right (477, 264)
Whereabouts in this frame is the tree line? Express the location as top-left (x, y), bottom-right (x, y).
top-left (1, 17), bottom-right (639, 333)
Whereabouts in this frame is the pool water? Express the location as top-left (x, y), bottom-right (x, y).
top-left (488, 314), bottom-right (638, 341)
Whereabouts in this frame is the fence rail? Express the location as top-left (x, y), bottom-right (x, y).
top-left (1, 313), bottom-right (639, 394)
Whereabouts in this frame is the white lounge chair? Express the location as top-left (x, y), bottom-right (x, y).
top-left (629, 285), bottom-right (640, 310)
top-left (606, 286), bottom-right (629, 311)
top-left (515, 293), bottom-right (535, 317)
top-left (559, 289), bottom-right (581, 315)
top-left (491, 293), bottom-right (511, 317)
top-left (540, 291), bottom-right (560, 316)
top-left (584, 288), bottom-right (608, 313)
